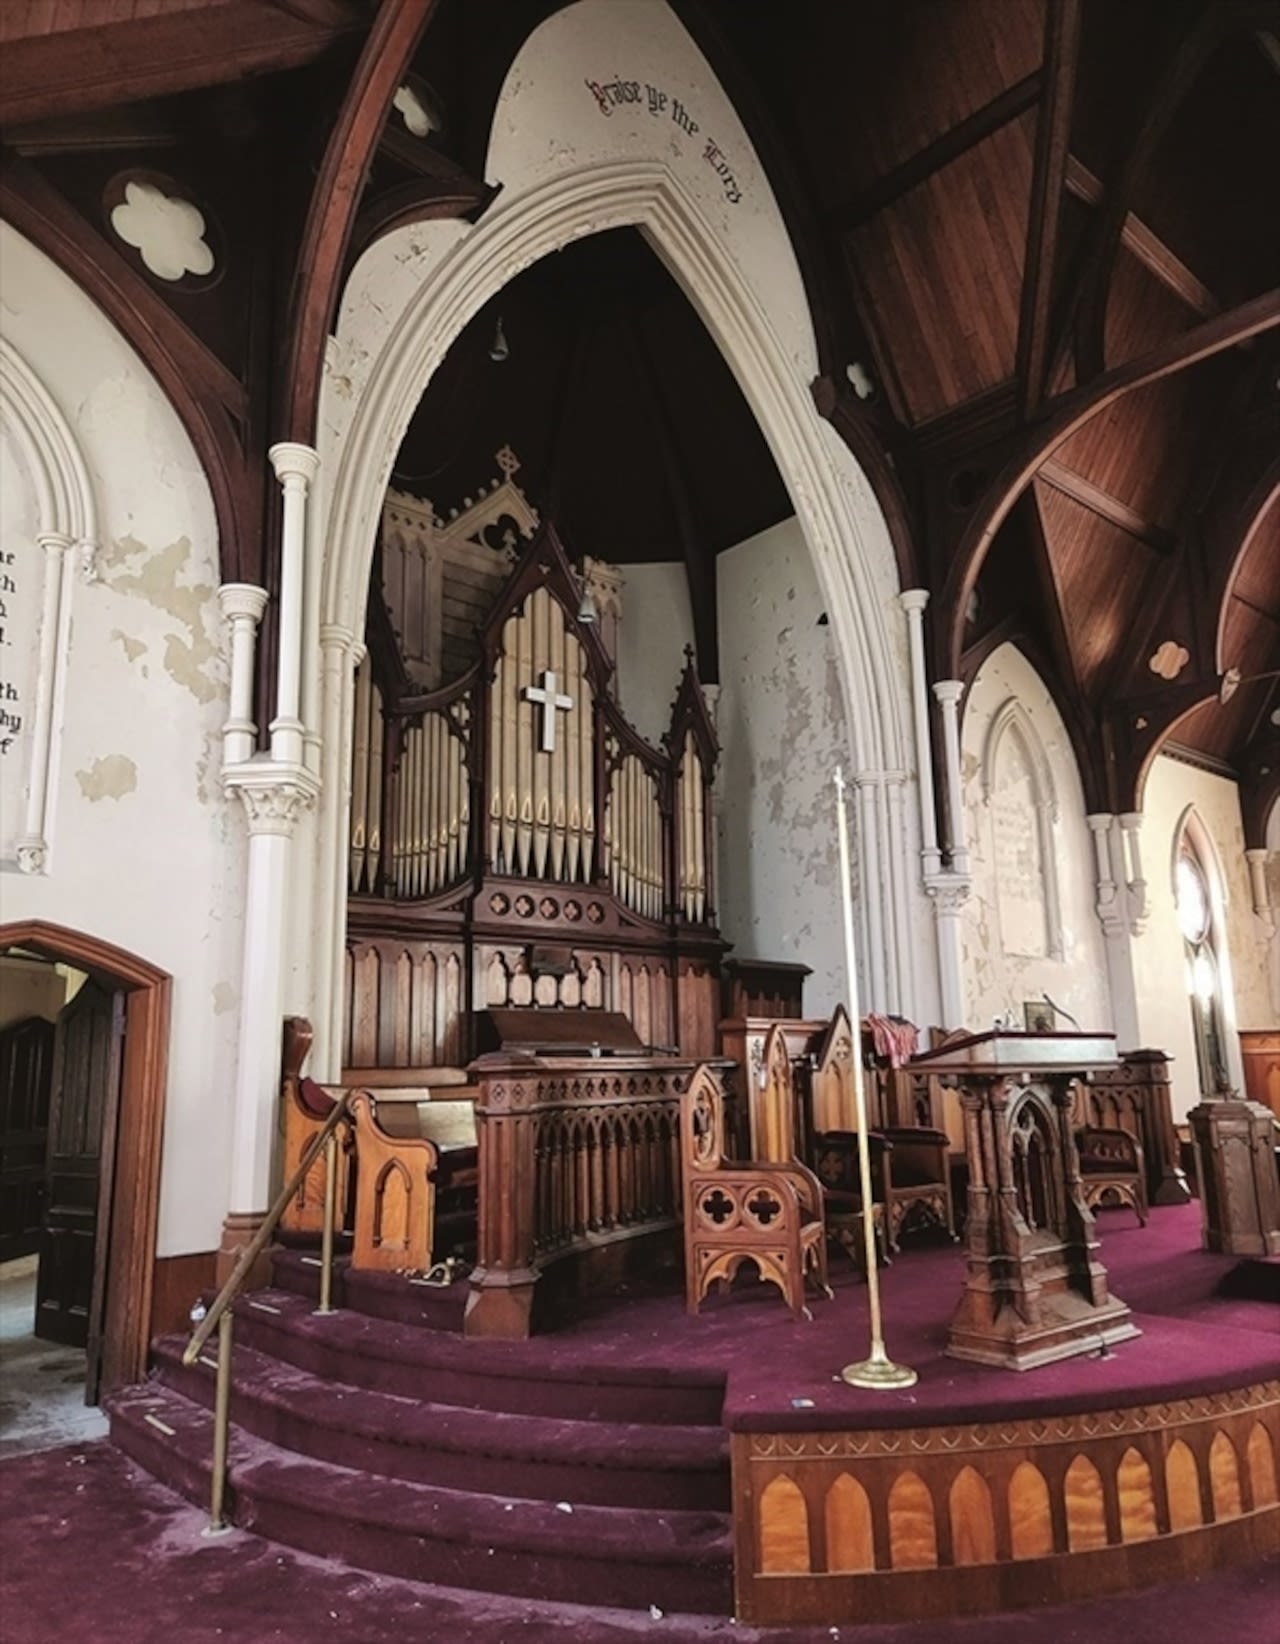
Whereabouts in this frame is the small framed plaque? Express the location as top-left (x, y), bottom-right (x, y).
top-left (1023, 1000), bottom-right (1056, 1034)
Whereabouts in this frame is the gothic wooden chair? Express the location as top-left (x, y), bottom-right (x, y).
top-left (1076, 1124), bottom-right (1148, 1226)
top-left (855, 1016), bottom-right (957, 1250)
top-left (803, 1007), bottom-right (892, 1266)
top-left (680, 1059), bottom-right (831, 1319)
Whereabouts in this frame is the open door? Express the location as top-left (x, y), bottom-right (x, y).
top-left (0, 1016), bottom-right (56, 1263)
top-left (35, 979), bottom-right (125, 1400)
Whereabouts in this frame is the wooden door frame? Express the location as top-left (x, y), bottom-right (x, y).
top-left (0, 919), bottom-right (170, 1392)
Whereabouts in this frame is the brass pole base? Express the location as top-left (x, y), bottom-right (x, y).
top-left (840, 1353), bottom-right (918, 1390)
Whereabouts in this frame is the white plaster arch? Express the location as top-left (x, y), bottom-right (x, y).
top-left (0, 336), bottom-right (99, 874)
top-left (307, 15), bottom-right (927, 1068)
top-left (1172, 803), bottom-right (1247, 1097)
top-left (321, 164), bottom-right (903, 773)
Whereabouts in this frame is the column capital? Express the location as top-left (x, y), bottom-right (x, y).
top-left (219, 582), bottom-right (269, 625)
top-left (319, 621), bottom-right (357, 653)
top-left (225, 761), bottom-right (320, 836)
top-left (1118, 811), bottom-right (1143, 832)
top-left (932, 678), bottom-right (964, 706)
top-left (898, 588), bottom-right (930, 616)
top-left (1085, 811), bottom-right (1114, 834)
top-left (268, 441), bottom-right (320, 487)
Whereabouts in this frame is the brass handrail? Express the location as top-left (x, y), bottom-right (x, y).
top-left (183, 1084), bottom-right (354, 1532)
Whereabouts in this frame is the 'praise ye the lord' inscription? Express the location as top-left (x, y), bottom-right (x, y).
top-left (584, 78), bottom-right (743, 205)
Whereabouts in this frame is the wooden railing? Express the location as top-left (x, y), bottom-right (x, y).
top-left (463, 1054), bottom-right (734, 1339)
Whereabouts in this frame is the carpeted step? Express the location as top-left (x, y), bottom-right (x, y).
top-left (271, 1248), bottom-right (469, 1335)
top-left (150, 1334), bottom-right (730, 1511)
top-left (232, 1288), bottom-right (727, 1426)
top-left (1216, 1256), bottom-right (1280, 1304)
top-left (107, 1383), bottom-right (733, 1615)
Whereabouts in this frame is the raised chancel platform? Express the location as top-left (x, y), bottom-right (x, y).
top-left (107, 1203), bottom-right (1280, 1630)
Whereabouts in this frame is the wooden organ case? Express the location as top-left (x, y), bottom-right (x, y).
top-left (343, 466), bottom-right (725, 1075)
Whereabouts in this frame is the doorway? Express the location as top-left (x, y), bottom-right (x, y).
top-left (0, 920), bottom-right (170, 1416)
top-left (0, 954), bottom-right (121, 1453)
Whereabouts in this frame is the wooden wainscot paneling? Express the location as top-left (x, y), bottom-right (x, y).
top-left (731, 1380), bottom-right (1280, 1626)
top-left (149, 1252), bottom-right (215, 1341)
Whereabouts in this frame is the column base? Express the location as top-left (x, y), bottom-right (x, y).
top-left (215, 1211), bottom-right (274, 1291)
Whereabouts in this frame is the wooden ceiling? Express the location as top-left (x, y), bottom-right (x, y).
top-left (0, 0), bottom-right (1276, 827)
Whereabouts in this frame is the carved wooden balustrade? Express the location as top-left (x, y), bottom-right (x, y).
top-left (464, 1052), bottom-right (734, 1339)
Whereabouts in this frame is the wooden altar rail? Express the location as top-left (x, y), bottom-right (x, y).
top-left (464, 1054), bottom-right (731, 1339)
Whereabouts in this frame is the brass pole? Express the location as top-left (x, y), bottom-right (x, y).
top-left (833, 767), bottom-right (917, 1390)
top-left (316, 1131), bottom-right (338, 1316)
top-left (206, 1310), bottom-right (234, 1534)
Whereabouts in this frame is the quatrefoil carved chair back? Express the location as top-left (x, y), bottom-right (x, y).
top-left (679, 1055), bottom-right (830, 1319)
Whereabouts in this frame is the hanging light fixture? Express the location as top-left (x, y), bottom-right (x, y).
top-left (488, 314), bottom-right (509, 362)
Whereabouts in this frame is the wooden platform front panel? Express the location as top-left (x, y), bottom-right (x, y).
top-left (732, 1380), bottom-right (1280, 1625)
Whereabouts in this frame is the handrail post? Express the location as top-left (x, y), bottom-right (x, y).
top-left (205, 1309), bottom-right (234, 1536)
top-left (316, 1131), bottom-right (338, 1316)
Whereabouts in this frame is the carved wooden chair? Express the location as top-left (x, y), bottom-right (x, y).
top-left (680, 1059), bottom-right (831, 1319)
top-left (802, 1007), bottom-right (892, 1266)
top-left (1076, 1124), bottom-right (1148, 1226)
top-left (854, 1017), bottom-right (957, 1250)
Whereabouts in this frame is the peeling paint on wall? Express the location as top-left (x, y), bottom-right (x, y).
top-left (110, 629), bottom-right (147, 663)
top-left (75, 754), bottom-right (138, 802)
top-left (103, 535), bottom-right (221, 703)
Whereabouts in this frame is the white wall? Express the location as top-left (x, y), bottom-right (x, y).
top-left (614, 561), bottom-right (695, 747)
top-left (959, 644), bottom-right (1111, 1034)
top-left (1134, 753), bottom-right (1278, 1118)
top-left (716, 517), bottom-right (851, 1014)
top-left (0, 224), bottom-right (245, 1256)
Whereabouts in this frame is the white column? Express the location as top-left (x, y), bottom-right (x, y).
top-left (855, 772), bottom-right (887, 1010)
top-left (218, 583), bottom-right (268, 767)
top-left (1118, 811), bottom-right (1149, 931)
top-left (883, 773), bottom-right (908, 1014)
top-left (268, 442), bottom-right (319, 767)
top-left (14, 532), bottom-right (71, 874)
top-left (928, 881), bottom-right (969, 1027)
top-left (312, 625), bottom-right (359, 1080)
top-left (898, 590), bottom-right (941, 877)
top-left (932, 679), bottom-right (969, 876)
top-left (1087, 812), bottom-right (1141, 1049)
top-left (1245, 848), bottom-right (1273, 922)
top-left (301, 460), bottom-right (325, 779)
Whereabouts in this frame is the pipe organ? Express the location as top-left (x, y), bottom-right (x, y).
top-left (346, 464), bottom-right (723, 1070)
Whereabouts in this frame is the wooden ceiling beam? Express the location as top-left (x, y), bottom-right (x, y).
top-left (1064, 158), bottom-right (1219, 318)
top-left (940, 286), bottom-right (1280, 673)
top-left (831, 71), bottom-right (1042, 232)
top-left (1070, 6), bottom-right (1257, 383)
top-left (0, 3), bottom-right (360, 127)
top-left (1037, 458), bottom-right (1175, 553)
top-left (279, 0), bottom-right (438, 445)
top-left (1016, 0), bottom-right (1082, 421)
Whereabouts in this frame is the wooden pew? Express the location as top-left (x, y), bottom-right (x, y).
top-left (279, 1017), bottom-right (353, 1237)
top-left (345, 1079), bottom-right (478, 1275)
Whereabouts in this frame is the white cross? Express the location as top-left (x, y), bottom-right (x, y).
top-left (522, 669), bottom-right (574, 752)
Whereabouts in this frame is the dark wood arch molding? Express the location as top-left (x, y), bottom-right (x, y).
top-left (0, 919), bottom-right (170, 1393)
top-left (280, 0), bottom-right (439, 445)
top-left (0, 157), bottom-right (250, 582)
top-left (940, 289), bottom-right (1280, 676)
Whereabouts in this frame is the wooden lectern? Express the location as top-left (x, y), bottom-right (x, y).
top-left (910, 1031), bottom-right (1139, 1371)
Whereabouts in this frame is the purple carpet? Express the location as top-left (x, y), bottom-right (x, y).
top-left (3, 1442), bottom-right (1279, 1644)
top-left (90, 1202), bottom-right (1280, 1624)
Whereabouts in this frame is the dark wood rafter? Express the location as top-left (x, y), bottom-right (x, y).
top-left (0, 2), bottom-right (363, 127)
top-left (1210, 458), bottom-right (1280, 670)
top-left (1069, 6), bottom-right (1246, 385)
top-left (940, 288), bottom-right (1280, 674)
top-left (1016, 0), bottom-right (1081, 421)
top-left (831, 72), bottom-right (1043, 233)
top-left (279, 0), bottom-right (439, 445)
top-left (628, 320), bottom-right (719, 685)
top-left (0, 153), bottom-right (257, 581)
top-left (1036, 460), bottom-right (1175, 554)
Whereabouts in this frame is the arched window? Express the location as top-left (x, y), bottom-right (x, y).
top-left (1175, 845), bottom-right (1229, 1096)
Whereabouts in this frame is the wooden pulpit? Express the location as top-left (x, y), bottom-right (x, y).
top-left (910, 1030), bottom-right (1138, 1371)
